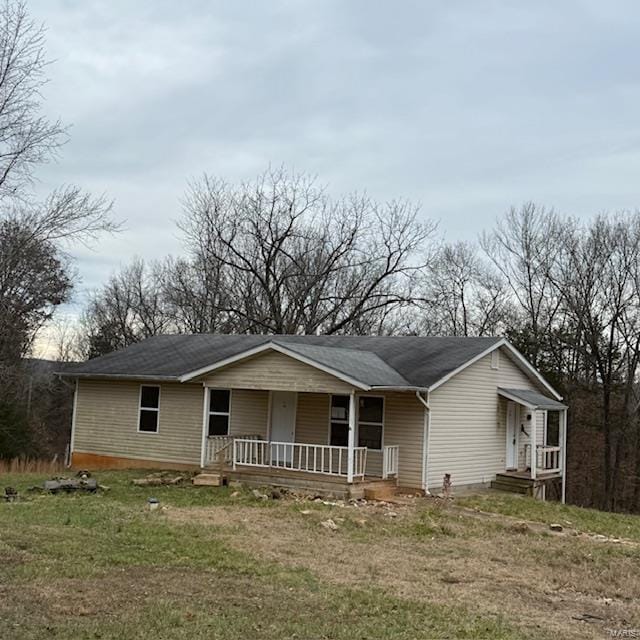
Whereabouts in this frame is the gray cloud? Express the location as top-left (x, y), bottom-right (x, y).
top-left (27, 0), bottom-right (640, 311)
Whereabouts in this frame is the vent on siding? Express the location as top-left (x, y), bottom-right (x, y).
top-left (491, 349), bottom-right (500, 370)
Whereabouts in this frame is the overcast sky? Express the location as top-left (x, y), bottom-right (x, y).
top-left (29, 0), bottom-right (640, 307)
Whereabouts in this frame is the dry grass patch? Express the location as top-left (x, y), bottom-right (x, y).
top-left (167, 498), bottom-right (640, 639)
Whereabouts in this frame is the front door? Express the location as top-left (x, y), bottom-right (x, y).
top-left (506, 402), bottom-right (518, 470)
top-left (270, 391), bottom-right (297, 463)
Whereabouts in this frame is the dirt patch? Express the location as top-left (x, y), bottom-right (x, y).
top-left (166, 501), bottom-right (640, 640)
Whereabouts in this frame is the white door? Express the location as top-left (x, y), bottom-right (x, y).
top-left (270, 391), bottom-right (297, 464)
top-left (506, 402), bottom-right (518, 469)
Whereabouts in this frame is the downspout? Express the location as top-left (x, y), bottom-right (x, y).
top-left (415, 390), bottom-right (431, 495)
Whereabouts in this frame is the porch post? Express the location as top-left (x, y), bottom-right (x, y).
top-left (347, 390), bottom-right (356, 483)
top-left (530, 409), bottom-right (537, 480)
top-left (200, 385), bottom-right (209, 468)
top-left (560, 408), bottom-right (568, 504)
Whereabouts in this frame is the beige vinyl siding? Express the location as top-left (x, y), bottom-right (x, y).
top-left (229, 389), bottom-right (269, 437)
top-left (427, 346), bottom-right (550, 488)
top-left (73, 380), bottom-right (202, 465)
top-left (295, 393), bottom-right (330, 444)
top-left (202, 351), bottom-right (355, 394)
top-left (381, 392), bottom-right (424, 488)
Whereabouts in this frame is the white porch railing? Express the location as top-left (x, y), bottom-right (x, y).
top-left (525, 444), bottom-right (562, 474)
top-left (205, 434), bottom-right (262, 466)
top-left (382, 444), bottom-right (399, 479)
top-left (233, 439), bottom-right (368, 480)
top-left (536, 445), bottom-right (561, 474)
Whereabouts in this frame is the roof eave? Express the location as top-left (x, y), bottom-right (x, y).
top-left (497, 388), bottom-right (568, 410)
top-left (370, 385), bottom-right (428, 392)
top-left (56, 372), bottom-right (182, 382)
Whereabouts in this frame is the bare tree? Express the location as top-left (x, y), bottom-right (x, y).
top-left (0, 0), bottom-right (65, 200)
top-left (81, 258), bottom-right (171, 358)
top-left (481, 203), bottom-right (563, 367)
top-left (179, 167), bottom-right (436, 335)
top-left (420, 241), bottom-right (510, 336)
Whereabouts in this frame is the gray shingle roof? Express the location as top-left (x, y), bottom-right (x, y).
top-left (60, 334), bottom-right (504, 390)
top-left (498, 388), bottom-right (567, 410)
top-left (267, 341), bottom-right (411, 387)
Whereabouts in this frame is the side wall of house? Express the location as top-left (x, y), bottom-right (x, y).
top-left (427, 347), bottom-right (548, 488)
top-left (73, 380), bottom-right (203, 467)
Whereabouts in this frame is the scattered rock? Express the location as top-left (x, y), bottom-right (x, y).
top-left (510, 521), bottom-right (530, 534)
top-left (319, 518), bottom-right (339, 531)
top-left (270, 489), bottom-right (283, 500)
top-left (572, 612), bottom-right (604, 623)
top-left (549, 523), bottom-right (563, 532)
top-left (3, 487), bottom-right (18, 502)
top-left (300, 509), bottom-right (312, 515)
top-left (251, 489), bottom-right (269, 501)
top-left (230, 491), bottom-right (240, 498)
top-left (356, 518), bottom-right (368, 527)
top-left (385, 511), bottom-right (398, 518)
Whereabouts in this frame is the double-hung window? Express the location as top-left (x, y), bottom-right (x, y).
top-left (208, 389), bottom-right (231, 436)
top-left (138, 385), bottom-right (160, 433)
top-left (358, 396), bottom-right (384, 450)
top-left (329, 395), bottom-right (349, 447)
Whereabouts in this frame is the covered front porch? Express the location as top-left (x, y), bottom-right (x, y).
top-left (199, 387), bottom-right (407, 493)
top-left (495, 387), bottom-right (568, 500)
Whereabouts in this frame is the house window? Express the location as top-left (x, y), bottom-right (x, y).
top-left (358, 396), bottom-right (384, 450)
top-left (138, 385), bottom-right (160, 433)
top-left (209, 389), bottom-right (231, 436)
top-left (329, 395), bottom-right (349, 446)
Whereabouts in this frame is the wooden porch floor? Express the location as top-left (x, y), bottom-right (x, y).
top-left (500, 469), bottom-right (562, 480)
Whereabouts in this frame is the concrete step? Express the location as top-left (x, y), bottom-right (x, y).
top-left (193, 473), bottom-right (223, 487)
top-left (363, 482), bottom-right (398, 501)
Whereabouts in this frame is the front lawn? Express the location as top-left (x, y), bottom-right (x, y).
top-left (1, 471), bottom-right (638, 639)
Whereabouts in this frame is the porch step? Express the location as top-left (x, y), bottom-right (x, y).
top-left (192, 473), bottom-right (223, 487)
top-left (490, 480), bottom-right (531, 495)
top-left (491, 473), bottom-right (535, 495)
top-left (363, 482), bottom-right (398, 501)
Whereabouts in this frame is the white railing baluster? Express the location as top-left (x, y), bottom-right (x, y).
top-left (231, 439), bottom-right (375, 480)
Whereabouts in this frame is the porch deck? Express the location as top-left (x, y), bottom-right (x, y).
top-left (226, 465), bottom-right (397, 499)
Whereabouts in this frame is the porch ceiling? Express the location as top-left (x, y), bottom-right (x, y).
top-left (498, 387), bottom-right (568, 411)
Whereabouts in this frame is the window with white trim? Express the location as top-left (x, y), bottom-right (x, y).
top-left (358, 396), bottom-right (383, 450)
top-left (329, 395), bottom-right (349, 447)
top-left (208, 389), bottom-right (231, 436)
top-left (138, 385), bottom-right (160, 433)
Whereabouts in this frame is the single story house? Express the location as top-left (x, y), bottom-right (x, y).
top-left (59, 335), bottom-right (568, 500)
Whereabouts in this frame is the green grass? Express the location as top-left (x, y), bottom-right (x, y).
top-left (456, 492), bottom-right (640, 541)
top-left (0, 471), bottom-right (522, 640)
